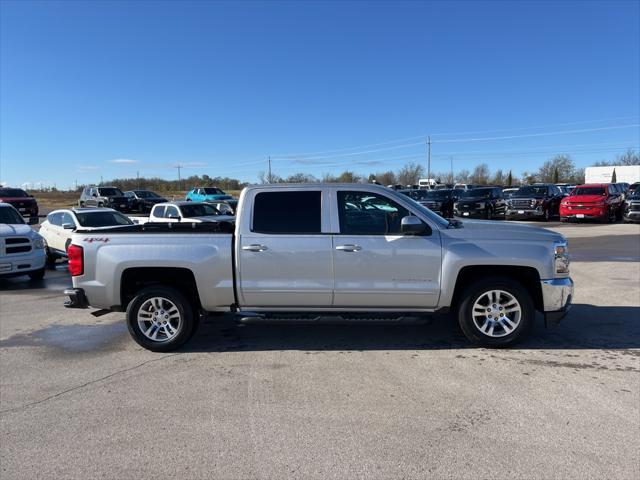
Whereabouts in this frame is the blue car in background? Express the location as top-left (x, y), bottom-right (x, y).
top-left (185, 187), bottom-right (235, 203)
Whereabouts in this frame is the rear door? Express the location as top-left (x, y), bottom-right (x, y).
top-left (236, 189), bottom-right (333, 308)
top-left (331, 189), bottom-right (442, 308)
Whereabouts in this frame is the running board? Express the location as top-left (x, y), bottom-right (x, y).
top-left (235, 312), bottom-right (431, 324)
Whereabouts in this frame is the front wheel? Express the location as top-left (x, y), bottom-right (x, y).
top-left (28, 268), bottom-right (45, 281)
top-left (457, 277), bottom-right (534, 347)
top-left (126, 286), bottom-right (197, 352)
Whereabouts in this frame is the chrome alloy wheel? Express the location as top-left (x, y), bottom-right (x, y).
top-left (137, 297), bottom-right (181, 342)
top-left (471, 289), bottom-right (521, 338)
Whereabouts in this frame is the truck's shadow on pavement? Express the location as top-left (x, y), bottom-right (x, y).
top-left (184, 304), bottom-right (640, 352)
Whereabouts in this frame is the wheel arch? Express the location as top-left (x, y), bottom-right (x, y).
top-left (450, 265), bottom-right (543, 313)
top-left (120, 267), bottom-right (202, 311)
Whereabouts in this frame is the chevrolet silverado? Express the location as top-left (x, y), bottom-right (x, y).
top-left (64, 184), bottom-right (573, 351)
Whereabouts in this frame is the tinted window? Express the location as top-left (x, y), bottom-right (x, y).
top-left (0, 206), bottom-right (25, 224)
top-left (0, 189), bottom-right (28, 197)
top-left (253, 191), bottom-right (321, 234)
top-left (515, 186), bottom-right (548, 197)
top-left (97, 188), bottom-right (123, 196)
top-left (153, 206), bottom-right (166, 218)
top-left (76, 211), bottom-right (133, 227)
top-left (338, 191), bottom-right (409, 235)
top-left (165, 206), bottom-right (180, 218)
top-left (180, 204), bottom-right (220, 217)
top-left (572, 187), bottom-right (606, 196)
top-left (60, 212), bottom-right (75, 225)
top-left (203, 187), bottom-right (225, 195)
top-left (49, 212), bottom-right (63, 226)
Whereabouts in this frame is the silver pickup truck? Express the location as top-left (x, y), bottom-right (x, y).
top-left (64, 184), bottom-right (573, 351)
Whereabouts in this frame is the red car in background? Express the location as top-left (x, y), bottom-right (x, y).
top-left (0, 188), bottom-right (39, 218)
top-left (560, 184), bottom-right (623, 223)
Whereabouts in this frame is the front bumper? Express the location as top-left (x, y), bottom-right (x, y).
top-left (64, 288), bottom-right (90, 309)
top-left (0, 250), bottom-right (46, 277)
top-left (540, 278), bottom-right (573, 326)
top-left (624, 210), bottom-right (640, 222)
top-left (506, 208), bottom-right (544, 218)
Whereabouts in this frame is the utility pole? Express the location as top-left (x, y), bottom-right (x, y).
top-left (176, 164), bottom-right (183, 191)
top-left (137, 170), bottom-right (140, 190)
top-left (75, 179), bottom-right (78, 191)
top-left (450, 156), bottom-right (454, 184)
top-left (426, 136), bottom-right (432, 184)
top-left (100, 174), bottom-right (103, 185)
top-left (268, 156), bottom-right (272, 183)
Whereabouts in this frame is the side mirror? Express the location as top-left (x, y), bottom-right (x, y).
top-left (28, 217), bottom-right (39, 225)
top-left (62, 223), bottom-right (75, 230)
top-left (400, 215), bottom-right (428, 235)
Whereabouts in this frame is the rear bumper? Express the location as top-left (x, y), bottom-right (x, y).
top-left (540, 278), bottom-right (573, 326)
top-left (64, 288), bottom-right (90, 309)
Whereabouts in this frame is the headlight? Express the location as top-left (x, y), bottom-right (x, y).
top-left (33, 237), bottom-right (46, 249)
top-left (554, 241), bottom-right (570, 274)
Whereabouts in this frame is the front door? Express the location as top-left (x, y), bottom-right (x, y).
top-left (237, 189), bottom-right (333, 308)
top-left (332, 190), bottom-right (442, 308)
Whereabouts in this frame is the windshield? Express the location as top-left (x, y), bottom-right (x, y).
top-left (76, 211), bottom-right (133, 227)
top-left (0, 206), bottom-right (25, 224)
top-left (180, 204), bottom-right (221, 217)
top-left (515, 186), bottom-right (548, 197)
top-left (404, 190), bottom-right (429, 200)
top-left (426, 190), bottom-right (452, 199)
top-left (571, 187), bottom-right (606, 196)
top-left (0, 189), bottom-right (28, 198)
top-left (460, 188), bottom-right (493, 198)
top-left (135, 190), bottom-right (161, 198)
top-left (98, 188), bottom-right (124, 196)
top-left (203, 187), bottom-right (225, 195)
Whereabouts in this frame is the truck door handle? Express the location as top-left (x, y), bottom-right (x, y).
top-left (335, 244), bottom-right (362, 252)
top-left (242, 244), bottom-right (268, 252)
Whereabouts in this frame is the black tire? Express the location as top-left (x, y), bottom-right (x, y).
top-left (484, 208), bottom-right (491, 220)
top-left (78, 201), bottom-right (84, 207)
top-left (615, 208), bottom-right (623, 221)
top-left (28, 268), bottom-right (45, 281)
top-left (543, 209), bottom-right (550, 222)
top-left (97, 202), bottom-right (104, 208)
top-left (456, 277), bottom-right (535, 347)
top-left (45, 248), bottom-right (57, 266)
top-left (126, 286), bottom-right (197, 352)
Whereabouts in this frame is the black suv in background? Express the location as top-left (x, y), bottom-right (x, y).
top-left (401, 189), bottom-right (456, 218)
top-left (79, 186), bottom-right (131, 212)
top-left (505, 184), bottom-right (563, 221)
top-left (124, 190), bottom-right (168, 213)
top-left (454, 187), bottom-right (506, 219)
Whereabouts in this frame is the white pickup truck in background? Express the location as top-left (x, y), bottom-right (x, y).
top-left (65, 184), bottom-right (573, 351)
top-left (130, 201), bottom-right (235, 225)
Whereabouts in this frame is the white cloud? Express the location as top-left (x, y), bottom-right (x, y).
top-left (77, 165), bottom-right (100, 171)
top-left (109, 158), bottom-right (138, 164)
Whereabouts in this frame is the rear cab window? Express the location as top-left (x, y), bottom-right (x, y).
top-left (252, 191), bottom-right (322, 234)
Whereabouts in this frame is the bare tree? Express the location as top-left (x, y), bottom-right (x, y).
top-left (456, 169), bottom-right (470, 183)
top-left (471, 163), bottom-right (490, 184)
top-left (537, 155), bottom-right (578, 183)
top-left (397, 162), bottom-right (425, 185)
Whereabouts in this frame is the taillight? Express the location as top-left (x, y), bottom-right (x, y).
top-left (67, 244), bottom-right (84, 276)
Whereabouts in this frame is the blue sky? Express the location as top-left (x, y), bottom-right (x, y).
top-left (1, 0), bottom-right (639, 189)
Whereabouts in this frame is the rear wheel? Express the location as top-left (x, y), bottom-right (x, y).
top-left (126, 286), bottom-right (197, 352)
top-left (543, 208), bottom-right (551, 221)
top-left (457, 277), bottom-right (534, 347)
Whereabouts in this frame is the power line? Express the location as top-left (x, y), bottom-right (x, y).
top-left (268, 115), bottom-right (639, 158)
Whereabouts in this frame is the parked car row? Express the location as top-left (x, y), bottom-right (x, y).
top-left (399, 182), bottom-right (636, 223)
